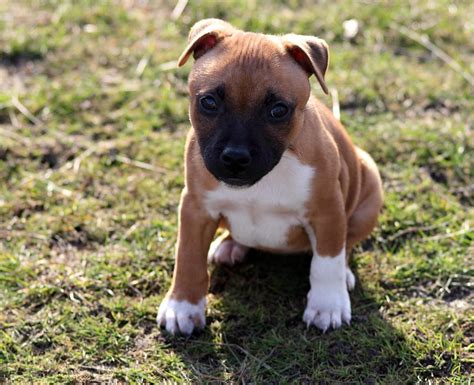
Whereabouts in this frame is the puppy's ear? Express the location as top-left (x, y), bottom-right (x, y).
top-left (178, 19), bottom-right (235, 67)
top-left (283, 34), bottom-right (329, 94)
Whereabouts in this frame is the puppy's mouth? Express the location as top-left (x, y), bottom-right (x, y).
top-left (220, 176), bottom-right (253, 187)
top-left (207, 154), bottom-right (283, 188)
top-left (216, 168), bottom-right (272, 188)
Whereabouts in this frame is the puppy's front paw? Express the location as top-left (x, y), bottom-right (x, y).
top-left (208, 238), bottom-right (248, 265)
top-left (157, 297), bottom-right (206, 335)
top-left (303, 283), bottom-right (351, 332)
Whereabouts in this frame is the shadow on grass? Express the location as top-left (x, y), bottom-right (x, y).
top-left (162, 251), bottom-right (418, 383)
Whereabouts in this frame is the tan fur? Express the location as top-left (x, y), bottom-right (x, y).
top-left (164, 21), bottom-right (383, 306)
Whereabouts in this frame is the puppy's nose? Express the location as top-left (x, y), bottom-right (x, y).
top-left (220, 146), bottom-right (251, 172)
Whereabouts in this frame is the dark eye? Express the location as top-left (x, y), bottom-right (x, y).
top-left (270, 103), bottom-right (289, 120)
top-left (199, 95), bottom-right (218, 113)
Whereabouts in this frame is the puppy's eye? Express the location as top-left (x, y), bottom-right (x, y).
top-left (199, 95), bottom-right (218, 113)
top-left (270, 103), bottom-right (289, 120)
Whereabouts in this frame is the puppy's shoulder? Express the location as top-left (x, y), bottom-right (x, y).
top-left (305, 96), bottom-right (358, 162)
top-left (292, 96), bottom-right (340, 166)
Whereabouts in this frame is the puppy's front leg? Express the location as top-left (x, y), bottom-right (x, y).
top-left (157, 190), bottom-right (218, 335)
top-left (303, 191), bottom-right (352, 332)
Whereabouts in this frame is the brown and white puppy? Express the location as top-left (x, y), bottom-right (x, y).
top-left (157, 19), bottom-right (383, 335)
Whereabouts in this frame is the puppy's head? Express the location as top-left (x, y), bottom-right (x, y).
top-left (179, 19), bottom-right (329, 187)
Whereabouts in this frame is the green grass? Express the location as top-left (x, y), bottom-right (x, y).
top-left (1, 0), bottom-right (473, 383)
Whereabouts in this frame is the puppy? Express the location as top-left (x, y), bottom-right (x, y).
top-left (157, 19), bottom-right (383, 335)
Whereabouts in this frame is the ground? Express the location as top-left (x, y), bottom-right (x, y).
top-left (0, 0), bottom-right (473, 383)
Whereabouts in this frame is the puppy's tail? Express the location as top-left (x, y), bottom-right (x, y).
top-left (329, 87), bottom-right (340, 121)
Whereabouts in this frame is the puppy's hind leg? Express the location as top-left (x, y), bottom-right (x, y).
top-left (346, 148), bottom-right (383, 253)
top-left (345, 149), bottom-right (383, 291)
top-left (208, 231), bottom-right (249, 265)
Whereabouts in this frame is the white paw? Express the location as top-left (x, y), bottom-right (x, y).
top-left (157, 297), bottom-right (206, 335)
top-left (208, 238), bottom-right (248, 265)
top-left (303, 283), bottom-right (351, 332)
top-left (346, 268), bottom-right (356, 290)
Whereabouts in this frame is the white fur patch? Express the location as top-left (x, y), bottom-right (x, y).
top-left (303, 229), bottom-right (351, 331)
top-left (157, 297), bottom-right (206, 335)
top-left (204, 151), bottom-right (314, 250)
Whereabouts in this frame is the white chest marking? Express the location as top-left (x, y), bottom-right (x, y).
top-left (204, 152), bottom-right (315, 249)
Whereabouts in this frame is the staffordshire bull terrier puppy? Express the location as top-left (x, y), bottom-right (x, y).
top-left (157, 19), bottom-right (383, 335)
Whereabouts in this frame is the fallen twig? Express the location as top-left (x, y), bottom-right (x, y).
top-left (158, 60), bottom-right (177, 71)
top-left (330, 87), bottom-right (340, 121)
top-left (171, 0), bottom-right (188, 20)
top-left (0, 229), bottom-right (48, 241)
top-left (135, 56), bottom-right (149, 77)
top-left (11, 96), bottom-right (43, 126)
top-left (391, 23), bottom-right (474, 88)
top-left (123, 221), bottom-right (141, 240)
top-left (24, 172), bottom-right (78, 199)
top-left (0, 127), bottom-right (31, 145)
top-left (8, 110), bottom-right (20, 128)
top-left (115, 155), bottom-right (168, 173)
top-left (387, 222), bottom-right (449, 242)
top-left (79, 365), bottom-right (114, 373)
top-left (424, 228), bottom-right (471, 241)
top-left (46, 180), bottom-right (74, 197)
top-left (72, 147), bottom-right (96, 173)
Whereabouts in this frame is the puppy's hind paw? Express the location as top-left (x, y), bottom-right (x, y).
top-left (208, 237), bottom-right (248, 265)
top-left (346, 268), bottom-right (356, 291)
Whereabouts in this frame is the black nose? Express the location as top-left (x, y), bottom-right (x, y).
top-left (219, 146), bottom-right (251, 172)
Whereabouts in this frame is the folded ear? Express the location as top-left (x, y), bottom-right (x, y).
top-left (283, 34), bottom-right (329, 94)
top-left (178, 19), bottom-right (235, 67)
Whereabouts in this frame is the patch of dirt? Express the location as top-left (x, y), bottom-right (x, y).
top-left (0, 55), bottom-right (44, 94)
top-left (137, 319), bottom-right (156, 335)
top-left (441, 285), bottom-right (473, 303)
top-left (31, 337), bottom-right (53, 355)
top-left (11, 200), bottom-right (45, 218)
top-left (340, 95), bottom-right (379, 112)
top-left (35, 142), bottom-right (78, 169)
top-left (388, 277), bottom-right (474, 306)
top-left (0, 50), bottom-right (44, 67)
top-left (418, 351), bottom-right (460, 378)
top-left (123, 277), bottom-right (160, 297)
top-left (49, 224), bottom-right (104, 250)
top-left (426, 165), bottom-right (448, 185)
top-left (450, 184), bottom-right (474, 206)
top-left (88, 303), bottom-right (114, 321)
top-left (423, 99), bottom-right (460, 114)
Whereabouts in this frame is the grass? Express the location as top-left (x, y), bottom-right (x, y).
top-left (0, 0), bottom-right (473, 382)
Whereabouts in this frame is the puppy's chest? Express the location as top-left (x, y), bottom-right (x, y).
top-left (204, 153), bottom-right (315, 249)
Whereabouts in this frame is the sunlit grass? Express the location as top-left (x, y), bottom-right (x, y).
top-left (0, 0), bottom-right (472, 382)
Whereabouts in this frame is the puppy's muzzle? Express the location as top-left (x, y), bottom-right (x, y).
top-left (219, 146), bottom-right (252, 174)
